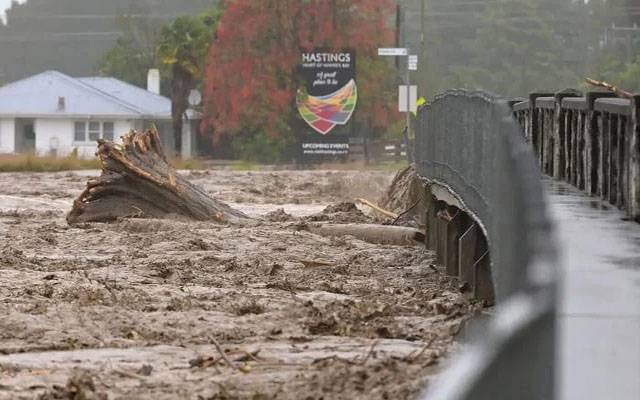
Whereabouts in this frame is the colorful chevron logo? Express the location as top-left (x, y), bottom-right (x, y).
top-left (297, 79), bottom-right (358, 135)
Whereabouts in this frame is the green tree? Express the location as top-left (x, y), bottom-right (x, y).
top-left (158, 9), bottom-right (221, 154)
top-left (615, 58), bottom-right (640, 93)
top-left (98, 10), bottom-right (165, 90)
top-left (449, 0), bottom-right (582, 96)
top-left (594, 56), bottom-right (640, 93)
top-left (202, 0), bottom-right (399, 163)
top-left (587, 0), bottom-right (640, 93)
top-left (413, 0), bottom-right (594, 97)
top-left (99, 7), bottom-right (221, 154)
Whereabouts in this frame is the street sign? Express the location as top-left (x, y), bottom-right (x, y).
top-left (408, 55), bottom-right (418, 71)
top-left (188, 89), bottom-right (202, 107)
top-left (399, 85), bottom-right (418, 113)
top-left (378, 47), bottom-right (408, 56)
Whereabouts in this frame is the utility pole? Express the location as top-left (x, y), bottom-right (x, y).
top-left (379, 6), bottom-right (418, 163)
top-left (420, 0), bottom-right (427, 98)
top-left (401, 4), bottom-right (411, 160)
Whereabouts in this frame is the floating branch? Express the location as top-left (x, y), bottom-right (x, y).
top-left (585, 78), bottom-right (634, 99)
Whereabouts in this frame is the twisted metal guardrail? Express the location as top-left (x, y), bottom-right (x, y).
top-left (414, 90), bottom-right (558, 400)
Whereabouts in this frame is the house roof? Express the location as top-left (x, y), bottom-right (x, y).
top-left (0, 70), bottom-right (176, 120)
top-left (78, 77), bottom-right (173, 118)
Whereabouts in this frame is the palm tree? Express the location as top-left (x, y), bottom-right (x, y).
top-left (158, 10), bottom-right (220, 155)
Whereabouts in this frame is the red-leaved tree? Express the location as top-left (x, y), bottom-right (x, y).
top-left (202, 0), bottom-right (399, 152)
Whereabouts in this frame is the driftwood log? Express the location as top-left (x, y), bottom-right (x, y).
top-left (585, 77), bottom-right (633, 99)
top-left (67, 128), bottom-right (248, 224)
top-left (302, 223), bottom-right (425, 246)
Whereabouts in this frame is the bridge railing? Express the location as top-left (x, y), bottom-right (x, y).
top-left (415, 90), bottom-right (558, 400)
top-left (513, 92), bottom-right (640, 220)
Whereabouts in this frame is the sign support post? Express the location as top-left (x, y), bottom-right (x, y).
top-left (378, 47), bottom-right (418, 163)
top-left (405, 61), bottom-right (411, 160)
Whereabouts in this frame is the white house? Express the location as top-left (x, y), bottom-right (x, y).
top-left (0, 70), bottom-right (198, 158)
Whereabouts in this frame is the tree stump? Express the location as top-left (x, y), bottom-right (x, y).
top-left (67, 128), bottom-right (248, 224)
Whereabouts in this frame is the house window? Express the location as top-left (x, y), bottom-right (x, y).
top-left (103, 122), bottom-right (114, 141)
top-left (74, 122), bottom-right (86, 142)
top-left (74, 121), bottom-right (116, 142)
top-left (88, 122), bottom-right (101, 141)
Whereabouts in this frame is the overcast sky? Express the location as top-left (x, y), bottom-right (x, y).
top-left (1, 0), bottom-right (26, 23)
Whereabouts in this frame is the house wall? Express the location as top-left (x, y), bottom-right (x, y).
top-left (33, 118), bottom-right (135, 158)
top-left (0, 118), bottom-right (16, 153)
top-left (113, 120), bottom-right (136, 143)
top-left (34, 119), bottom-right (74, 157)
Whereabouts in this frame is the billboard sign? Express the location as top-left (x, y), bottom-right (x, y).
top-left (297, 49), bottom-right (356, 159)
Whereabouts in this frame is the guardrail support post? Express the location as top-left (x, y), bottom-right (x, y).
top-left (553, 97), bottom-right (562, 178)
top-left (458, 222), bottom-right (478, 294)
top-left (602, 112), bottom-right (611, 200)
top-left (566, 109), bottom-right (574, 182)
top-left (617, 115), bottom-right (625, 208)
top-left (436, 202), bottom-right (448, 266)
top-left (585, 98), bottom-right (596, 195)
top-left (585, 92), bottom-right (618, 197)
top-left (554, 90), bottom-right (582, 180)
top-left (543, 108), bottom-right (555, 176)
top-left (607, 114), bottom-right (620, 205)
top-left (445, 208), bottom-right (471, 277)
top-left (474, 249), bottom-right (494, 305)
top-left (424, 186), bottom-right (438, 251)
top-left (571, 109), bottom-right (580, 186)
top-left (530, 93), bottom-right (553, 171)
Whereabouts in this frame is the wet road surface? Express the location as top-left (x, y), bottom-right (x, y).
top-left (545, 180), bottom-right (640, 400)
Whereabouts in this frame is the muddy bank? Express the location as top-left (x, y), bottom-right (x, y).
top-left (0, 170), bottom-right (479, 400)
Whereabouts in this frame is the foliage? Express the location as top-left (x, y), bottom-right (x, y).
top-left (98, 10), bottom-right (166, 91)
top-left (591, 56), bottom-right (640, 93)
top-left (230, 130), bottom-right (294, 164)
top-left (586, 0), bottom-right (640, 94)
top-left (0, 153), bottom-right (100, 172)
top-left (230, 160), bottom-right (259, 171)
top-left (614, 58), bottom-right (640, 93)
top-left (158, 9), bottom-right (222, 153)
top-left (157, 11), bottom-right (221, 79)
top-left (172, 157), bottom-right (207, 170)
top-left (99, 7), bottom-right (221, 154)
top-left (415, 0), bottom-right (600, 97)
top-left (447, 0), bottom-right (582, 96)
top-left (202, 0), bottom-right (400, 154)
top-left (0, 152), bottom-right (205, 172)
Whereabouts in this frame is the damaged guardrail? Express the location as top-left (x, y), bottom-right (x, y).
top-left (414, 90), bottom-right (558, 400)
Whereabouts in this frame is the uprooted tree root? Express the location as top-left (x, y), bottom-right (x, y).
top-left (350, 165), bottom-right (427, 229)
top-left (67, 128), bottom-right (248, 225)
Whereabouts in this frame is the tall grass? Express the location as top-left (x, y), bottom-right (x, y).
top-left (231, 160), bottom-right (259, 171)
top-left (0, 153), bottom-right (207, 172)
top-left (172, 158), bottom-right (207, 170)
top-left (0, 154), bottom-right (100, 172)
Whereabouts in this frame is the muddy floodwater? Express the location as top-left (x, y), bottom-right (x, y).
top-left (0, 170), bottom-right (478, 400)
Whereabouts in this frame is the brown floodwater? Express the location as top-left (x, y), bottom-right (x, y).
top-left (0, 169), bottom-right (478, 400)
